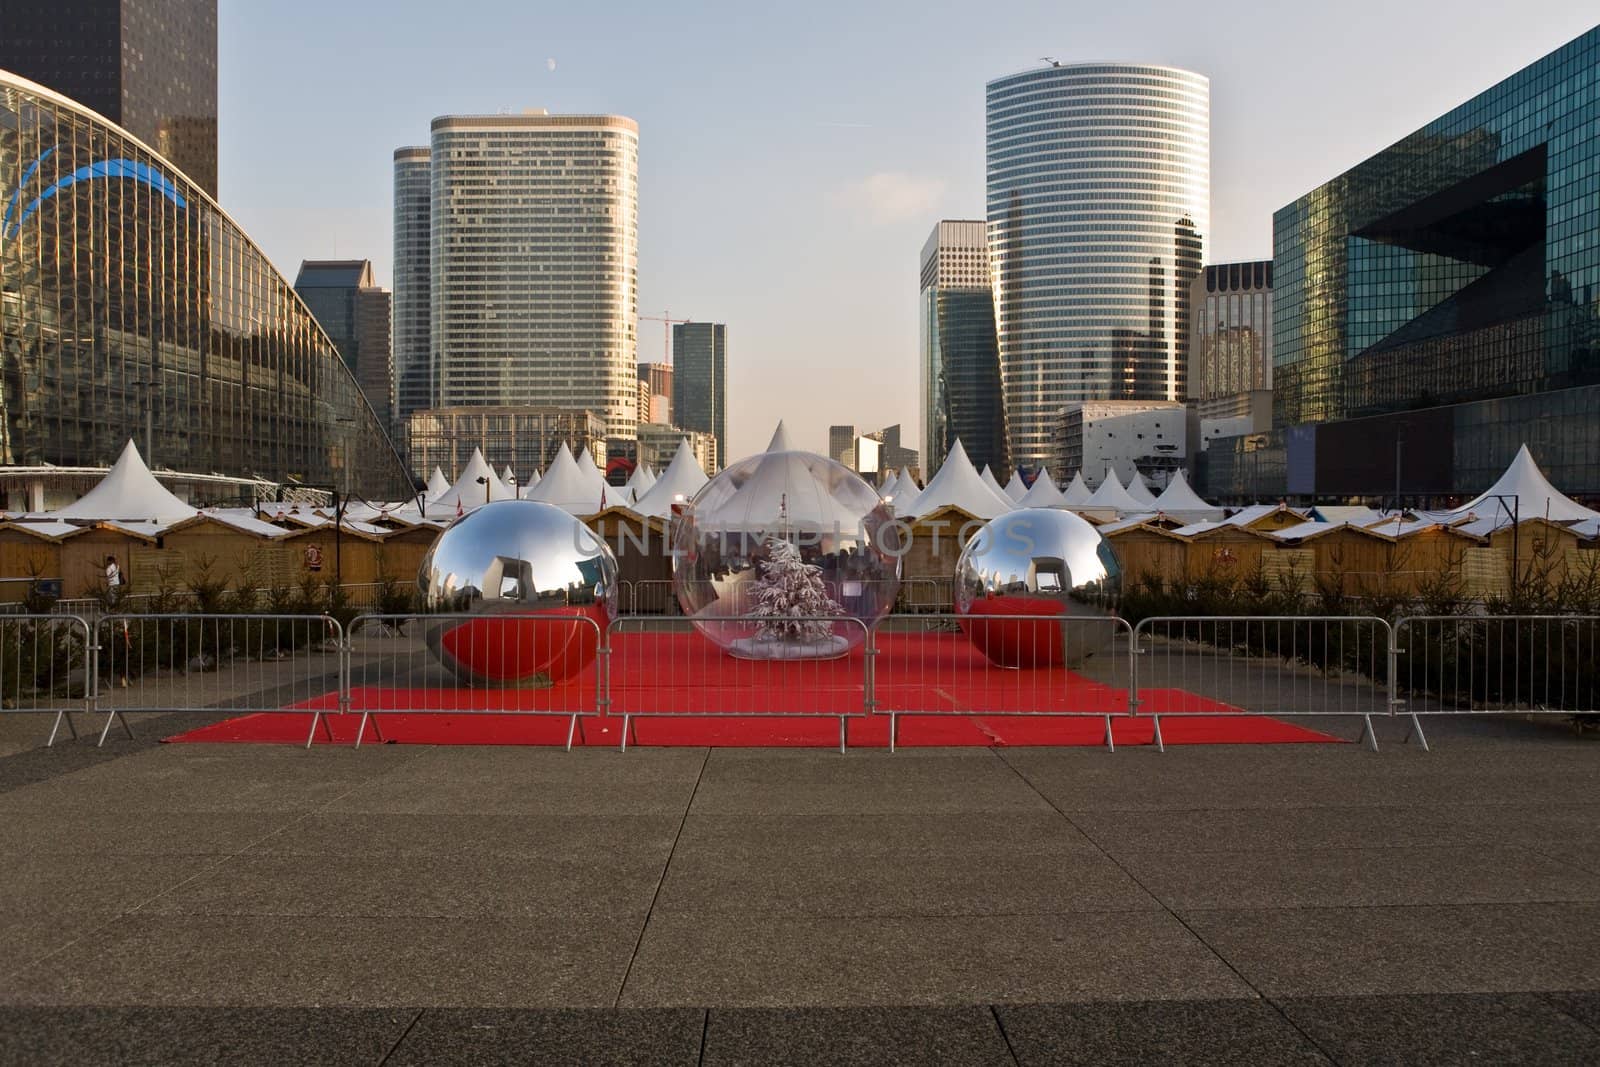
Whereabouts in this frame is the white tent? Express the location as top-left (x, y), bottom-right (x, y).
top-left (1124, 473), bottom-right (1158, 507)
top-left (885, 466), bottom-right (921, 514)
top-left (1084, 469), bottom-right (1143, 513)
top-left (526, 442), bottom-right (604, 515)
top-left (1061, 471), bottom-right (1092, 506)
top-left (48, 441), bottom-right (198, 523)
top-left (430, 447), bottom-right (516, 513)
top-left (517, 468), bottom-right (543, 498)
top-left (574, 445), bottom-right (609, 500)
top-left (1151, 470), bottom-right (1223, 521)
top-left (1003, 470), bottom-right (1028, 502)
top-left (979, 465), bottom-right (1008, 502)
top-left (425, 467), bottom-right (450, 500)
top-left (631, 439), bottom-right (711, 518)
top-left (500, 465), bottom-right (518, 489)
top-left (765, 421), bottom-right (795, 454)
top-left (906, 440), bottom-right (1012, 519)
top-left (1454, 444), bottom-right (1599, 524)
top-left (1015, 465), bottom-right (1067, 508)
top-left (625, 462), bottom-right (657, 499)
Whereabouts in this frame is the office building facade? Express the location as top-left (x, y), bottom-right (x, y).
top-left (637, 361), bottom-right (672, 424)
top-left (392, 146), bottom-right (432, 423)
top-left (920, 220), bottom-right (1007, 477)
top-left (1209, 27), bottom-right (1600, 501)
top-left (986, 62), bottom-right (1209, 469)
top-left (294, 260), bottom-right (395, 434)
top-left (636, 423), bottom-right (717, 477)
top-left (0, 0), bottom-right (217, 197)
top-left (405, 407), bottom-right (606, 485)
top-left (1189, 260), bottom-right (1273, 429)
top-left (424, 112), bottom-right (638, 435)
top-left (672, 321), bottom-right (726, 468)
top-left (1056, 401), bottom-right (1189, 489)
top-left (0, 71), bottom-right (410, 496)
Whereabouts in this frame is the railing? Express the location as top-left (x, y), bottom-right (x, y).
top-left (343, 612), bottom-right (603, 750)
top-left (19, 611), bottom-right (1599, 753)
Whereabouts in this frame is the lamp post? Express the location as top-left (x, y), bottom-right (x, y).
top-left (131, 380), bottom-right (154, 463)
top-left (476, 475), bottom-right (490, 506)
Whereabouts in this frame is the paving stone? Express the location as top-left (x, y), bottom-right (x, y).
top-left (704, 1006), bottom-right (1011, 1066)
top-left (620, 910), bottom-right (1253, 1007)
top-left (1182, 903), bottom-right (1600, 997)
top-left (389, 1007), bottom-right (702, 1065)
top-left (0, 1005), bottom-right (413, 1066)
top-left (1116, 845), bottom-right (1600, 909)
top-left (690, 750), bottom-right (1049, 815)
top-left (1278, 991), bottom-right (1600, 1066)
top-left (998, 999), bottom-right (1330, 1066)
top-left (243, 811), bottom-right (680, 859)
top-left (0, 811), bottom-right (293, 856)
top-left (1065, 806), bottom-right (1479, 853)
top-left (1542, 990), bottom-right (1600, 1032)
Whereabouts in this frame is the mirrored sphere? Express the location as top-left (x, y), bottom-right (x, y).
top-left (417, 500), bottom-right (618, 685)
top-left (671, 449), bottom-right (902, 659)
top-left (954, 508), bottom-right (1122, 668)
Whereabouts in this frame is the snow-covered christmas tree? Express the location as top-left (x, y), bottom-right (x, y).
top-left (733, 536), bottom-right (849, 659)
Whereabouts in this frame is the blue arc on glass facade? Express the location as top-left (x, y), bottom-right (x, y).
top-left (0, 70), bottom-right (410, 495)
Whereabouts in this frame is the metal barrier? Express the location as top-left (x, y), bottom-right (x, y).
top-left (895, 577), bottom-right (953, 614)
top-left (0, 614), bottom-right (95, 746)
top-left (603, 614), bottom-right (872, 752)
top-left (1393, 615), bottom-right (1600, 748)
top-left (621, 579), bottom-right (682, 616)
top-left (1130, 615), bottom-right (1394, 752)
top-left (874, 613), bottom-right (1135, 752)
top-left (95, 614), bottom-right (344, 746)
top-left (344, 612), bottom-right (603, 750)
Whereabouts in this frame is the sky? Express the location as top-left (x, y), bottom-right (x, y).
top-left (219, 0), bottom-right (1597, 462)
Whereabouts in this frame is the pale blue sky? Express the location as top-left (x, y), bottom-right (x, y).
top-left (219, 1), bottom-right (1597, 460)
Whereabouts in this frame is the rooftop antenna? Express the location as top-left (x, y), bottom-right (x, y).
top-left (1040, 56), bottom-right (1060, 67)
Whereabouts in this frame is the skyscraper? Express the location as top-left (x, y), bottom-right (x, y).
top-left (392, 146), bottom-right (431, 422)
top-left (426, 111), bottom-right (639, 439)
top-left (0, 0), bottom-right (218, 196)
top-left (986, 63), bottom-right (1209, 468)
top-left (294, 260), bottom-right (396, 435)
top-left (920, 220), bottom-right (1007, 477)
top-left (1188, 261), bottom-right (1273, 431)
top-left (672, 322), bottom-right (727, 468)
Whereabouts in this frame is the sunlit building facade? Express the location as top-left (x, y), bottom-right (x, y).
top-left (0, 71), bottom-right (411, 497)
top-left (920, 220), bottom-right (1007, 477)
top-left (1189, 260), bottom-right (1272, 428)
top-left (986, 63), bottom-right (1209, 469)
top-left (392, 145), bottom-right (432, 423)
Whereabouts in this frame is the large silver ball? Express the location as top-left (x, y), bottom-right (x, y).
top-left (417, 499), bottom-right (618, 685)
top-left (954, 508), bottom-right (1121, 669)
top-left (671, 448), bottom-right (902, 659)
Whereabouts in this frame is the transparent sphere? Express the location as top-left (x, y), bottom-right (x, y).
top-left (954, 508), bottom-right (1122, 669)
top-left (417, 499), bottom-right (618, 685)
top-left (671, 449), bottom-right (902, 659)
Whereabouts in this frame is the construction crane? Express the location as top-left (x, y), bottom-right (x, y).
top-left (638, 310), bottom-right (690, 364)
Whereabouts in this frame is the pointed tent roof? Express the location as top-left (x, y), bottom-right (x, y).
top-left (625, 462), bottom-right (657, 498)
top-left (430, 448), bottom-right (515, 512)
top-left (48, 441), bottom-right (198, 522)
top-left (574, 445), bottom-right (608, 498)
top-left (500, 465), bottom-right (517, 487)
top-left (897, 466), bottom-right (918, 491)
top-left (1015, 465), bottom-right (1067, 508)
top-left (906, 440), bottom-right (1012, 519)
top-left (1061, 471), bottom-right (1092, 506)
top-left (1003, 470), bottom-right (1028, 502)
top-left (1455, 444), bottom-right (1599, 524)
top-left (1151, 470), bottom-right (1215, 515)
top-left (1085, 469), bottom-right (1143, 513)
top-left (631, 438), bottom-right (711, 518)
top-left (884, 468), bottom-right (921, 514)
top-left (765, 421), bottom-right (794, 453)
top-left (425, 467), bottom-right (450, 500)
top-left (1124, 472), bottom-right (1158, 507)
top-left (525, 442), bottom-right (602, 514)
top-left (979, 465), bottom-right (1008, 501)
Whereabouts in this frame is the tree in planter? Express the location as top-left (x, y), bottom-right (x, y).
top-left (734, 536), bottom-right (848, 660)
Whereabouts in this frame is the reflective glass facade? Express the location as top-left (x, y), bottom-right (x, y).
top-left (920, 220), bottom-right (1007, 477)
top-left (986, 64), bottom-right (1209, 469)
top-left (0, 0), bottom-right (217, 197)
top-left (671, 321), bottom-right (726, 470)
top-left (429, 115), bottom-right (638, 439)
top-left (391, 146), bottom-right (431, 422)
top-left (1190, 260), bottom-right (1272, 422)
top-left (0, 73), bottom-right (412, 497)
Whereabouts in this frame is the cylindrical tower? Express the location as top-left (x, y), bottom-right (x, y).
top-left (986, 63), bottom-right (1209, 469)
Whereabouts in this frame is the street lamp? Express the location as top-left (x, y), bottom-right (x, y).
top-left (475, 475), bottom-right (490, 506)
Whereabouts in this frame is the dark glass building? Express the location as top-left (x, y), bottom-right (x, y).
top-left (1230, 27), bottom-right (1600, 501)
top-left (672, 321), bottom-right (726, 470)
top-left (0, 0), bottom-right (217, 197)
top-left (920, 220), bottom-right (1007, 477)
top-left (294, 260), bottom-right (396, 436)
top-left (0, 71), bottom-right (411, 497)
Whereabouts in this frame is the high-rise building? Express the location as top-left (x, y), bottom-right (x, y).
top-left (294, 260), bottom-right (396, 434)
top-left (920, 220), bottom-right (1007, 477)
top-left (1207, 27), bottom-right (1600, 500)
top-left (423, 111), bottom-right (639, 436)
top-left (0, 0), bottom-right (218, 196)
top-left (1189, 261), bottom-right (1273, 430)
top-left (636, 423), bottom-right (717, 476)
top-left (637, 361), bottom-right (672, 424)
top-left (672, 322), bottom-right (727, 467)
top-left (827, 425), bottom-right (856, 467)
top-left (0, 70), bottom-right (409, 496)
top-left (392, 146), bottom-right (432, 423)
top-left (1056, 401), bottom-right (1189, 489)
top-left (986, 63), bottom-right (1209, 469)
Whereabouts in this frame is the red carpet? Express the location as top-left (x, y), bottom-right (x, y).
top-left (167, 631), bottom-right (1341, 748)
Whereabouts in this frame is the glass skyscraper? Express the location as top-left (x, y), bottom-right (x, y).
top-left (424, 112), bottom-right (639, 439)
top-left (391, 146), bottom-right (431, 424)
top-left (919, 220), bottom-right (1007, 477)
top-left (0, 0), bottom-right (217, 197)
top-left (294, 260), bottom-right (395, 435)
top-left (671, 321), bottom-right (726, 470)
top-left (986, 63), bottom-right (1209, 469)
top-left (0, 70), bottom-right (410, 496)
